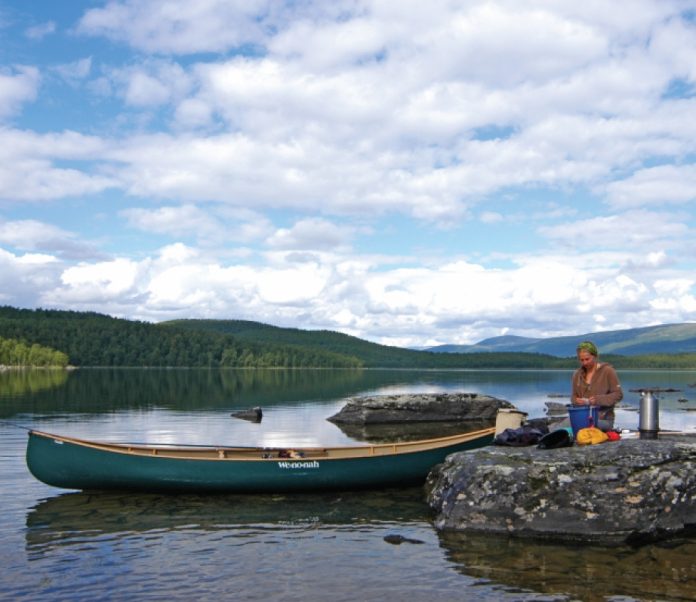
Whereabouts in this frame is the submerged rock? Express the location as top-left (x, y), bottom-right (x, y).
top-left (425, 438), bottom-right (696, 545)
top-left (327, 393), bottom-right (514, 425)
top-left (230, 407), bottom-right (263, 422)
top-left (383, 534), bottom-right (425, 545)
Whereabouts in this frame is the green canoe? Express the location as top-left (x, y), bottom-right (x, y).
top-left (26, 427), bottom-right (495, 493)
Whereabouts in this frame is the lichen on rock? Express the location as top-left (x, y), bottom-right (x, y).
top-left (425, 438), bottom-right (696, 545)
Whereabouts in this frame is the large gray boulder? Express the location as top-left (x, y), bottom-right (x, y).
top-left (425, 437), bottom-right (696, 545)
top-left (327, 393), bottom-right (514, 424)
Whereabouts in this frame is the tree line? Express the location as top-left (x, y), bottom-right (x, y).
top-left (3, 306), bottom-right (696, 369)
top-left (165, 318), bottom-right (571, 368)
top-left (0, 337), bottom-right (69, 367)
top-left (163, 319), bottom-right (696, 369)
top-left (0, 307), bottom-right (362, 368)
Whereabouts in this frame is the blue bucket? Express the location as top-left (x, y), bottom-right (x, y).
top-left (567, 405), bottom-right (599, 437)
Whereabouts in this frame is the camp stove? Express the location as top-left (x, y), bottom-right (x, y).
top-left (629, 387), bottom-right (680, 440)
top-left (638, 390), bottom-right (659, 439)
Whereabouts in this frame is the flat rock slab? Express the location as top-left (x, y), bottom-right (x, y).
top-left (425, 438), bottom-right (696, 545)
top-left (327, 393), bottom-right (514, 424)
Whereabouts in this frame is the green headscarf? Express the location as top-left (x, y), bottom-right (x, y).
top-left (576, 341), bottom-right (598, 356)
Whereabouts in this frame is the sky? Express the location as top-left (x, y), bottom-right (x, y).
top-left (1, 0), bottom-right (696, 348)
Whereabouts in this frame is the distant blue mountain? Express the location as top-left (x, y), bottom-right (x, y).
top-left (426, 323), bottom-right (696, 357)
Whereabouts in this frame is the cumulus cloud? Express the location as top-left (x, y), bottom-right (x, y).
top-left (6, 243), bottom-right (687, 346)
top-left (266, 218), bottom-right (354, 251)
top-left (76, 0), bottom-right (270, 54)
top-left (0, 129), bottom-right (115, 202)
top-left (0, 219), bottom-right (104, 260)
top-left (538, 209), bottom-right (690, 250)
top-left (0, 66), bottom-right (40, 119)
top-left (604, 165), bottom-right (696, 208)
top-left (70, 23), bottom-right (693, 222)
top-left (121, 204), bottom-right (217, 236)
top-left (121, 204), bottom-right (272, 245)
top-left (3, 1), bottom-right (696, 345)
top-left (269, 16), bottom-right (389, 71)
top-left (98, 60), bottom-right (193, 108)
top-left (479, 211), bottom-right (504, 224)
top-left (174, 98), bottom-right (213, 128)
top-left (8, 3), bottom-right (696, 219)
top-left (25, 21), bottom-right (56, 40)
top-left (53, 57), bottom-right (92, 83)
top-left (0, 247), bottom-right (61, 307)
top-left (60, 258), bottom-right (142, 298)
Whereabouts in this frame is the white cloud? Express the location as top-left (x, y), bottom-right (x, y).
top-left (0, 66), bottom-right (40, 119)
top-left (269, 17), bottom-right (388, 70)
top-left (538, 209), bottom-right (690, 250)
top-left (0, 129), bottom-right (115, 201)
top-left (121, 204), bottom-right (272, 245)
top-left (77, 0), bottom-right (269, 54)
top-left (650, 278), bottom-right (696, 313)
top-left (174, 98), bottom-right (212, 128)
top-left (3, 1), bottom-right (696, 345)
top-left (0, 219), bottom-right (102, 260)
top-left (124, 71), bottom-right (172, 107)
top-left (102, 61), bottom-right (192, 108)
top-left (56, 258), bottom-right (144, 305)
top-left (0, 219), bottom-right (70, 247)
top-left (122, 204), bottom-right (218, 236)
top-left (62, 258), bottom-right (140, 293)
top-left (54, 57), bottom-right (92, 82)
top-left (0, 158), bottom-right (113, 202)
top-left (25, 21), bottom-right (56, 40)
top-left (5, 3), bottom-right (696, 221)
top-left (266, 218), bottom-right (354, 251)
top-left (648, 16), bottom-right (696, 83)
top-left (413, 3), bottom-right (607, 87)
top-left (1, 240), bottom-right (684, 346)
top-left (604, 165), bottom-right (696, 208)
top-left (479, 211), bottom-right (504, 224)
top-left (256, 264), bottom-right (330, 304)
top-left (0, 247), bottom-right (61, 306)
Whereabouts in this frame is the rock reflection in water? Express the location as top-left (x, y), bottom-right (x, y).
top-left (439, 530), bottom-right (696, 602)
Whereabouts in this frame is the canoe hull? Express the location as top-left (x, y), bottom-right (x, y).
top-left (26, 429), bottom-right (494, 493)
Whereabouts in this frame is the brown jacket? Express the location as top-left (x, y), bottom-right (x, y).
top-left (571, 362), bottom-right (623, 419)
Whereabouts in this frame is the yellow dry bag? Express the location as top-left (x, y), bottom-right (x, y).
top-left (576, 427), bottom-right (608, 445)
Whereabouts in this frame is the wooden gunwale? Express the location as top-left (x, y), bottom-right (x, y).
top-left (29, 427), bottom-right (495, 462)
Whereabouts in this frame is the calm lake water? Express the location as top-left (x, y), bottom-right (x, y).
top-left (2, 367), bottom-right (696, 601)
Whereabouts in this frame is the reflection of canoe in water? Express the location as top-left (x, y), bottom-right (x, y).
top-left (26, 427), bottom-right (494, 493)
top-left (26, 487), bottom-right (431, 551)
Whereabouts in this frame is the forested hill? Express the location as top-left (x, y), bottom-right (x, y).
top-left (0, 307), bottom-right (361, 368)
top-left (427, 323), bottom-right (696, 356)
top-left (2, 308), bottom-right (564, 369)
top-left (164, 319), bottom-right (407, 363)
top-left (164, 319), bottom-right (696, 369)
top-left (163, 319), bottom-right (569, 368)
top-left (4, 307), bottom-right (696, 369)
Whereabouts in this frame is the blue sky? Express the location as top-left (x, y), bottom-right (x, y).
top-left (1, 1), bottom-right (696, 348)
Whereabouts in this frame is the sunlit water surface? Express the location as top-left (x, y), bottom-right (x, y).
top-left (2, 368), bottom-right (696, 601)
